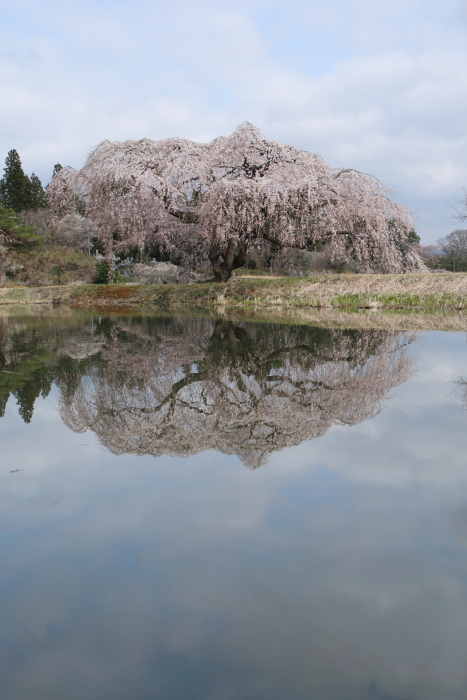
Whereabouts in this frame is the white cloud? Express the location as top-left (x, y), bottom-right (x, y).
top-left (1, 0), bottom-right (466, 242)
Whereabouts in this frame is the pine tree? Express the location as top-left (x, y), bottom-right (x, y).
top-left (13, 366), bottom-right (54, 424)
top-left (0, 150), bottom-right (31, 212)
top-left (0, 205), bottom-right (36, 243)
top-left (29, 173), bottom-right (47, 208)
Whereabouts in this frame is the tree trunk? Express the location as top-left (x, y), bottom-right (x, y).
top-left (212, 265), bottom-right (234, 283)
top-left (104, 238), bottom-right (115, 283)
top-left (0, 256), bottom-right (6, 287)
top-left (209, 237), bottom-right (248, 282)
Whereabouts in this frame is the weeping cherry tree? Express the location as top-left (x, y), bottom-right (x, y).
top-left (47, 123), bottom-right (425, 281)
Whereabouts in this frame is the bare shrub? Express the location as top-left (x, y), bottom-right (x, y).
top-left (56, 213), bottom-right (98, 254)
top-left (20, 208), bottom-right (57, 246)
top-left (119, 262), bottom-right (197, 284)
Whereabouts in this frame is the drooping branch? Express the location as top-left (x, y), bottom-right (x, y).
top-left (48, 123), bottom-right (426, 278)
top-left (58, 319), bottom-right (417, 468)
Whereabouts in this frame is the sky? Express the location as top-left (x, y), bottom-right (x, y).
top-left (1, 0), bottom-right (467, 244)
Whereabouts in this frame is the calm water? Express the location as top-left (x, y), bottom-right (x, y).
top-left (1, 311), bottom-right (467, 700)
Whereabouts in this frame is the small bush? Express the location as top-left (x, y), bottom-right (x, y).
top-left (117, 262), bottom-right (198, 284)
top-left (95, 260), bottom-right (112, 284)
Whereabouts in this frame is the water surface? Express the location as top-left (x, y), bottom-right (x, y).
top-left (1, 311), bottom-right (467, 700)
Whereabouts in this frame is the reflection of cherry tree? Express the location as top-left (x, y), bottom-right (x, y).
top-left (59, 319), bottom-right (416, 468)
top-left (0, 314), bottom-right (106, 422)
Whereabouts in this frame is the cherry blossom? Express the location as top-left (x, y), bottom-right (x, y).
top-left (48, 123), bottom-right (425, 280)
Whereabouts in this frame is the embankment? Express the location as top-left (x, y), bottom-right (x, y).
top-left (2, 273), bottom-right (467, 312)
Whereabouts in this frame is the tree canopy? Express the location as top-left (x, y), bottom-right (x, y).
top-left (29, 173), bottom-right (47, 209)
top-left (48, 123), bottom-right (425, 280)
top-left (437, 229), bottom-right (467, 271)
top-left (438, 229), bottom-right (467, 258)
top-left (0, 150), bottom-right (47, 212)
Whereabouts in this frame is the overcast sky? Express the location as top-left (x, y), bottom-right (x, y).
top-left (1, 0), bottom-right (467, 243)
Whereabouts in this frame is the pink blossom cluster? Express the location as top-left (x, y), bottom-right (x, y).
top-left (47, 123), bottom-right (425, 278)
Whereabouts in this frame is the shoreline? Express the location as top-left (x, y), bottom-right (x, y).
top-left (1, 273), bottom-right (467, 313)
top-left (1, 304), bottom-right (466, 332)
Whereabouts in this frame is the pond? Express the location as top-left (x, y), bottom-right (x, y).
top-left (1, 310), bottom-right (467, 700)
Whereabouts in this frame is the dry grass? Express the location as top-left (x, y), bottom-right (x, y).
top-left (1, 273), bottom-right (467, 323)
top-left (236, 273), bottom-right (467, 310)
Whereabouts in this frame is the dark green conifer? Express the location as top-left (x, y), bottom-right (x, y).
top-left (29, 173), bottom-right (47, 208)
top-left (0, 150), bottom-right (31, 212)
top-left (13, 366), bottom-right (54, 424)
top-left (0, 205), bottom-right (37, 245)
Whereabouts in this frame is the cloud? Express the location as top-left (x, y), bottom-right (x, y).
top-left (1, 0), bottom-right (467, 242)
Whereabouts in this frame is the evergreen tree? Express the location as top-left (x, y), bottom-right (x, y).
top-left (13, 366), bottom-right (54, 424)
top-left (407, 228), bottom-right (421, 244)
top-left (0, 205), bottom-right (37, 244)
top-left (46, 164), bottom-right (63, 195)
top-left (29, 173), bottom-right (47, 208)
top-left (0, 150), bottom-right (31, 212)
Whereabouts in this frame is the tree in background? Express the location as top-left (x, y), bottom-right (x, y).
top-left (437, 229), bottom-right (467, 271)
top-left (0, 206), bottom-right (39, 285)
top-left (0, 150), bottom-right (31, 212)
top-left (452, 187), bottom-right (467, 225)
top-left (29, 173), bottom-right (47, 209)
top-left (0, 150), bottom-right (47, 212)
top-left (55, 213), bottom-right (98, 254)
top-left (411, 243), bottom-right (441, 269)
top-left (48, 123), bottom-right (426, 281)
top-left (0, 157), bottom-right (101, 287)
top-left (407, 229), bottom-right (421, 244)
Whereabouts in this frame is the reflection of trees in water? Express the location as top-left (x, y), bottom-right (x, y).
top-left (0, 314), bottom-right (416, 466)
top-left (0, 315), bottom-right (105, 423)
top-left (455, 376), bottom-right (467, 411)
top-left (58, 318), bottom-right (417, 468)
top-left (0, 319), bottom-right (58, 422)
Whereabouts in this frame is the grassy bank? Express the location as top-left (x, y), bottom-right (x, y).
top-left (2, 273), bottom-right (467, 312)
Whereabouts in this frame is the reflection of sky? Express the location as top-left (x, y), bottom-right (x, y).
top-left (1, 330), bottom-right (467, 700)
